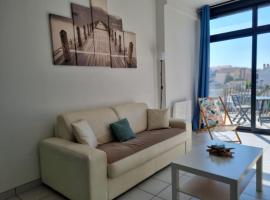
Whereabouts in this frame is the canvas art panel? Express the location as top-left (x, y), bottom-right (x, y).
top-left (110, 30), bottom-right (125, 68)
top-left (71, 3), bottom-right (95, 66)
top-left (49, 14), bottom-right (76, 65)
top-left (49, 0), bottom-right (138, 68)
top-left (124, 32), bottom-right (137, 68)
top-left (94, 28), bottom-right (111, 66)
top-left (91, 0), bottom-right (109, 31)
top-left (109, 15), bottom-right (123, 31)
top-left (91, 0), bottom-right (108, 12)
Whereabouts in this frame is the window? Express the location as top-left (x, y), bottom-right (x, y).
top-left (256, 33), bottom-right (270, 129)
top-left (258, 4), bottom-right (270, 26)
top-left (210, 10), bottom-right (252, 35)
top-left (209, 1), bottom-right (270, 133)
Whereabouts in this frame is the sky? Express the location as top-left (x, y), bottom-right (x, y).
top-left (210, 5), bottom-right (270, 69)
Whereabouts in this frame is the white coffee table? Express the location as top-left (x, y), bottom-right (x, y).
top-left (171, 141), bottom-right (263, 200)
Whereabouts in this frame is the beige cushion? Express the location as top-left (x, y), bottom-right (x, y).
top-left (56, 107), bottom-right (119, 144)
top-left (72, 120), bottom-right (98, 148)
top-left (147, 109), bottom-right (169, 130)
top-left (105, 128), bottom-right (187, 178)
top-left (111, 103), bottom-right (148, 134)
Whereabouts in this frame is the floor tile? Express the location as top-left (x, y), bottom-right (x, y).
top-left (0, 189), bottom-right (15, 200)
top-left (17, 185), bottom-right (63, 200)
top-left (15, 180), bottom-right (41, 194)
top-left (264, 157), bottom-right (270, 166)
top-left (189, 198), bottom-right (199, 200)
top-left (115, 188), bottom-right (153, 200)
top-left (240, 193), bottom-right (257, 200)
top-left (138, 178), bottom-right (169, 195)
top-left (41, 192), bottom-right (67, 200)
top-left (153, 166), bottom-right (186, 184)
top-left (251, 170), bottom-right (270, 187)
top-left (178, 175), bottom-right (193, 186)
top-left (157, 185), bottom-right (192, 200)
top-left (243, 181), bottom-right (270, 200)
top-left (152, 167), bottom-right (172, 184)
top-left (239, 133), bottom-right (270, 149)
top-left (5, 197), bottom-right (20, 200)
top-left (151, 197), bottom-right (163, 200)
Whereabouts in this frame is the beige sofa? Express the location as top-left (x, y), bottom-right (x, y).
top-left (40, 103), bottom-right (192, 200)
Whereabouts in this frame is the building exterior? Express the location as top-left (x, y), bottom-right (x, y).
top-left (257, 64), bottom-right (270, 88)
top-left (210, 65), bottom-right (251, 85)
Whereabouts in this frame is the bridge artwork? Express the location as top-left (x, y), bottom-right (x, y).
top-left (49, 0), bottom-right (137, 68)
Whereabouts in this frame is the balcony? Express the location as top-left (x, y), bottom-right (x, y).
top-left (210, 79), bottom-right (270, 130)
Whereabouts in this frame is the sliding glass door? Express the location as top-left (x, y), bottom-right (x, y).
top-left (256, 33), bottom-right (270, 129)
top-left (209, 2), bottom-right (270, 134)
top-left (210, 37), bottom-right (252, 128)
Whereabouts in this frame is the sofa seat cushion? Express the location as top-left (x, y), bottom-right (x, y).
top-left (97, 128), bottom-right (186, 178)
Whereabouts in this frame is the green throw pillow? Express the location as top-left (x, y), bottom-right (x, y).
top-left (110, 118), bottom-right (135, 142)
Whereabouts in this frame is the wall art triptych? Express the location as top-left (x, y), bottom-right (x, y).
top-left (49, 0), bottom-right (137, 68)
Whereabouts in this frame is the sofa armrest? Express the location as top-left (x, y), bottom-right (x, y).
top-left (40, 138), bottom-right (107, 200)
top-left (169, 119), bottom-right (192, 132)
top-left (169, 119), bottom-right (192, 153)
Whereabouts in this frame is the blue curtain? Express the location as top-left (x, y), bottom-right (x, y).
top-left (192, 5), bottom-right (210, 131)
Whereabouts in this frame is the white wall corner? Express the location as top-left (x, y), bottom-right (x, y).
top-left (163, 1), bottom-right (199, 114)
top-left (166, 0), bottom-right (199, 21)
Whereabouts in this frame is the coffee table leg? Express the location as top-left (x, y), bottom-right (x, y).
top-left (172, 165), bottom-right (179, 200)
top-left (230, 181), bottom-right (239, 200)
top-left (256, 155), bottom-right (263, 192)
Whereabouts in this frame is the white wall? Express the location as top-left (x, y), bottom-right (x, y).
top-left (0, 0), bottom-right (158, 193)
top-left (163, 0), bottom-right (199, 114)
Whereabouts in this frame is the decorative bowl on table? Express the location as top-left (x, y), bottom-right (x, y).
top-left (207, 144), bottom-right (235, 158)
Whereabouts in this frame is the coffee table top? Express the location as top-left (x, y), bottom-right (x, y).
top-left (172, 141), bottom-right (263, 182)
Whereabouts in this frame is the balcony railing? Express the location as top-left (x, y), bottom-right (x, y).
top-left (210, 81), bottom-right (270, 129)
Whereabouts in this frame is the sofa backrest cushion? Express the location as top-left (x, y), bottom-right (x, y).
top-left (56, 107), bottom-right (119, 144)
top-left (111, 103), bottom-right (148, 134)
top-left (71, 119), bottom-right (98, 148)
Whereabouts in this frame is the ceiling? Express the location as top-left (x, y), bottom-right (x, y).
top-left (181, 0), bottom-right (228, 9)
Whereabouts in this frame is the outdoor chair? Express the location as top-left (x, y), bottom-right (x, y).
top-left (257, 96), bottom-right (270, 126)
top-left (198, 96), bottom-right (242, 144)
top-left (231, 94), bottom-right (251, 124)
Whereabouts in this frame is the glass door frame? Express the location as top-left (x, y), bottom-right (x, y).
top-left (210, 0), bottom-right (270, 135)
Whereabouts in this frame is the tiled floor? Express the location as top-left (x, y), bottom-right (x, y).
top-left (6, 132), bottom-right (270, 200)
